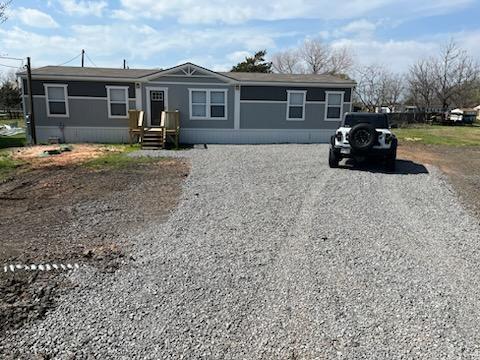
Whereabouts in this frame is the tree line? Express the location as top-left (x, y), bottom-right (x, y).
top-left (0, 71), bottom-right (22, 117)
top-left (231, 39), bottom-right (480, 111)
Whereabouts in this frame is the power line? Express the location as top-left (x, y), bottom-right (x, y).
top-left (56, 53), bottom-right (82, 66)
top-left (0, 56), bottom-right (24, 61)
top-left (0, 63), bottom-right (21, 69)
top-left (85, 52), bottom-right (97, 67)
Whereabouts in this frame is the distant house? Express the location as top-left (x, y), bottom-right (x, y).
top-left (18, 62), bottom-right (356, 144)
top-left (475, 105), bottom-right (480, 121)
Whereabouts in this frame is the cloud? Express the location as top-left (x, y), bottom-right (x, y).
top-left (12, 8), bottom-right (59, 29)
top-left (331, 37), bottom-right (439, 72)
top-left (58, 0), bottom-right (108, 17)
top-left (0, 23), bottom-right (278, 71)
top-left (116, 0), bottom-right (473, 24)
top-left (227, 51), bottom-right (251, 63)
top-left (342, 19), bottom-right (377, 34)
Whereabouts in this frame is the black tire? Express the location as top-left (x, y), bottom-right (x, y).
top-left (349, 123), bottom-right (377, 151)
top-left (386, 139), bottom-right (397, 171)
top-left (329, 148), bottom-right (340, 168)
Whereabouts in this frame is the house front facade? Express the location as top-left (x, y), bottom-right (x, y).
top-left (19, 62), bottom-right (356, 144)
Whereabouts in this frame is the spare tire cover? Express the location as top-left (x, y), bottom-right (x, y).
top-left (349, 123), bottom-right (377, 150)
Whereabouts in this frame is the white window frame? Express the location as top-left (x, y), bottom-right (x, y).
top-left (325, 91), bottom-right (344, 121)
top-left (44, 84), bottom-right (69, 118)
top-left (106, 85), bottom-right (129, 119)
top-left (286, 90), bottom-right (306, 121)
top-left (188, 88), bottom-right (228, 120)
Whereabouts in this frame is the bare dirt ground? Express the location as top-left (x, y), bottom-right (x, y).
top-left (398, 143), bottom-right (480, 217)
top-left (0, 147), bottom-right (189, 333)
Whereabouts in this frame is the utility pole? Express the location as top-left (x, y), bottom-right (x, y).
top-left (123, 59), bottom-right (126, 69)
top-left (26, 57), bottom-right (37, 145)
top-left (81, 49), bottom-right (85, 67)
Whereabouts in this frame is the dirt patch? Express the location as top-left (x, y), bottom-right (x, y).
top-left (0, 157), bottom-right (189, 332)
top-left (398, 143), bottom-right (480, 217)
top-left (10, 144), bottom-right (122, 169)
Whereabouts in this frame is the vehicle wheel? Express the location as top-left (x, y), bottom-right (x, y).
top-left (386, 157), bottom-right (396, 171)
top-left (329, 148), bottom-right (340, 168)
top-left (386, 139), bottom-right (397, 171)
top-left (349, 124), bottom-right (377, 151)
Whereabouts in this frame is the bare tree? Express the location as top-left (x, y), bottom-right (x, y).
top-left (327, 46), bottom-right (354, 76)
top-left (407, 40), bottom-right (479, 109)
top-left (271, 49), bottom-right (302, 74)
top-left (382, 72), bottom-right (404, 111)
top-left (0, 0), bottom-right (11, 24)
top-left (407, 59), bottom-right (437, 108)
top-left (299, 38), bottom-right (330, 74)
top-left (354, 65), bottom-right (385, 112)
top-left (273, 39), bottom-right (354, 76)
top-left (354, 65), bottom-right (404, 112)
top-left (433, 40), bottom-right (478, 109)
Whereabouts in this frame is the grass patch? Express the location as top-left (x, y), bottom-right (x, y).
top-left (0, 118), bottom-right (25, 128)
top-left (394, 125), bottom-right (480, 146)
top-left (0, 151), bottom-right (23, 180)
top-left (83, 144), bottom-right (158, 169)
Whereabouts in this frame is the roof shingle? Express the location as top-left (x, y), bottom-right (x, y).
top-left (19, 64), bottom-right (355, 85)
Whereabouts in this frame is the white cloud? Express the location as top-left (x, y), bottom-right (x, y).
top-left (12, 7), bottom-right (59, 29)
top-left (0, 23), bottom-right (278, 71)
top-left (227, 51), bottom-right (251, 63)
top-left (342, 19), bottom-right (377, 34)
top-left (116, 0), bottom-right (473, 24)
top-left (111, 9), bottom-right (134, 21)
top-left (58, 0), bottom-right (107, 17)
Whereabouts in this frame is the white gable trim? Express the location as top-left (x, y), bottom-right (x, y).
top-left (142, 62), bottom-right (236, 83)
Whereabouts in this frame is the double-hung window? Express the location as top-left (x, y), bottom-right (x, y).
top-left (325, 92), bottom-right (344, 121)
top-left (189, 89), bottom-right (227, 120)
top-left (106, 86), bottom-right (129, 118)
top-left (44, 84), bottom-right (69, 117)
top-left (287, 90), bottom-right (306, 121)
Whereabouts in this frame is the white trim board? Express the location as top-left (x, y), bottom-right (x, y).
top-left (147, 81), bottom-right (234, 86)
top-left (44, 83), bottom-right (69, 118)
top-left (324, 91), bottom-right (345, 121)
top-left (106, 85), bottom-right (129, 119)
top-left (188, 88), bottom-right (228, 121)
top-left (286, 90), bottom-right (306, 121)
top-left (145, 86), bottom-right (169, 126)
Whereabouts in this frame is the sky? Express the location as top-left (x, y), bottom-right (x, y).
top-left (0, 0), bottom-right (479, 76)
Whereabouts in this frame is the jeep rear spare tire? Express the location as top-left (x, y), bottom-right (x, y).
top-left (349, 123), bottom-right (377, 151)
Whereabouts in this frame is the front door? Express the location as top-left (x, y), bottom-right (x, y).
top-left (150, 90), bottom-right (165, 126)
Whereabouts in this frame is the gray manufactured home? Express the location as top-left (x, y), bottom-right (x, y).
top-left (18, 62), bottom-right (356, 144)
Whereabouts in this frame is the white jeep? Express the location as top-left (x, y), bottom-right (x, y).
top-left (329, 113), bottom-right (398, 170)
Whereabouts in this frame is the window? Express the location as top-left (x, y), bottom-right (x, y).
top-left (189, 89), bottom-right (227, 120)
top-left (44, 84), bottom-right (69, 117)
top-left (106, 86), bottom-right (129, 118)
top-left (325, 91), bottom-right (344, 121)
top-left (287, 90), bottom-right (306, 121)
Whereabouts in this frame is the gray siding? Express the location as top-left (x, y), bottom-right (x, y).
top-left (31, 97), bottom-right (130, 127)
top-left (240, 102), bottom-right (351, 129)
top-left (24, 79), bottom-right (136, 98)
top-left (142, 83), bottom-right (235, 129)
top-left (241, 86), bottom-right (352, 102)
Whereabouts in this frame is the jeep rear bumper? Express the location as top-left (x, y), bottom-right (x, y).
top-left (332, 146), bottom-right (395, 159)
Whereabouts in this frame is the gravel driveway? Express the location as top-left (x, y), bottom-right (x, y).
top-left (3, 144), bottom-right (480, 359)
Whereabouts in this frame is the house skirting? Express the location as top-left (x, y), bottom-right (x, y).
top-left (180, 128), bottom-right (334, 144)
top-left (35, 126), bottom-right (334, 144)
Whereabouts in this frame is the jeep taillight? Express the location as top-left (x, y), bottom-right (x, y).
top-left (336, 132), bottom-right (342, 141)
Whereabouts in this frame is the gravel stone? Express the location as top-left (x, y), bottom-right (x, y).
top-left (2, 144), bottom-right (480, 359)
